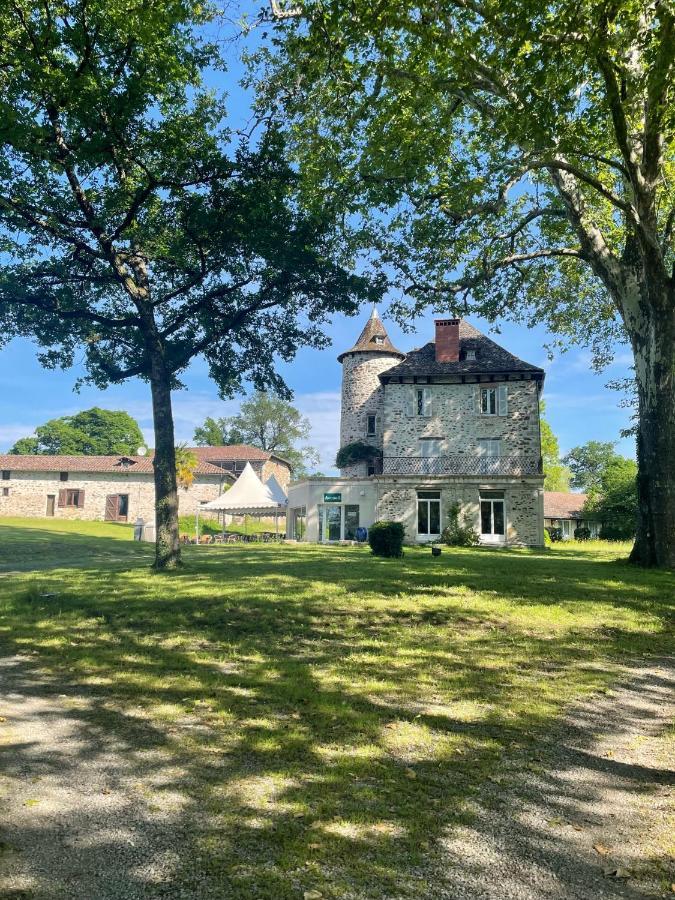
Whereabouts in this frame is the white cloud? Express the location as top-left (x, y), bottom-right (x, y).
top-left (0, 424), bottom-right (36, 450)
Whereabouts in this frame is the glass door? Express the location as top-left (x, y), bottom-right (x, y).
top-left (480, 492), bottom-right (506, 542)
top-left (323, 504), bottom-right (343, 542)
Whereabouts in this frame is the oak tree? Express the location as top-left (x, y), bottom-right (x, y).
top-left (0, 0), bottom-right (375, 567)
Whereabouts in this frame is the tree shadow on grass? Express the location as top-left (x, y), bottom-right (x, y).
top-left (0, 536), bottom-right (672, 898)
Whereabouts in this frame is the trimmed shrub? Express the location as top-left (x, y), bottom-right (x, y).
top-left (543, 528), bottom-right (552, 547)
top-left (441, 502), bottom-right (480, 547)
top-left (548, 526), bottom-right (563, 542)
top-left (574, 526), bottom-right (591, 541)
top-left (369, 521), bottom-right (405, 558)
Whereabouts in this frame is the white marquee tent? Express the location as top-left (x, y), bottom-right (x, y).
top-left (196, 462), bottom-right (287, 538)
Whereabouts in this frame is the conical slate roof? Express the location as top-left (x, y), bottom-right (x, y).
top-left (337, 307), bottom-right (405, 363)
top-left (200, 462), bottom-right (286, 512)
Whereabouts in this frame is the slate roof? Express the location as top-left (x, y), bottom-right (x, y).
top-left (189, 445), bottom-right (291, 468)
top-left (543, 492), bottom-right (589, 519)
top-left (0, 454), bottom-right (227, 477)
top-left (337, 308), bottom-right (405, 363)
top-left (379, 320), bottom-right (544, 380)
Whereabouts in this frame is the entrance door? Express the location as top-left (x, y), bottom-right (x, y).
top-left (325, 505), bottom-right (343, 542)
top-left (105, 494), bottom-right (120, 521)
top-left (480, 492), bottom-right (506, 542)
top-left (46, 495), bottom-right (55, 517)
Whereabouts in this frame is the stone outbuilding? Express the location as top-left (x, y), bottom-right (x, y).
top-left (0, 453), bottom-right (230, 523)
top-left (0, 443), bottom-right (292, 524)
top-left (543, 491), bottom-right (600, 539)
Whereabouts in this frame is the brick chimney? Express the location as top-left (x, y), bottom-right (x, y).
top-left (435, 318), bottom-right (460, 362)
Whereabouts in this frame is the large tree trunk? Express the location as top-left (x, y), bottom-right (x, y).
top-left (147, 344), bottom-right (181, 570)
top-left (627, 292), bottom-right (675, 568)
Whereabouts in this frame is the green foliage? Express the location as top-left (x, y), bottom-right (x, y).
top-left (585, 457), bottom-right (638, 540)
top-left (574, 526), bottom-right (592, 541)
top-left (193, 417), bottom-right (245, 448)
top-left (335, 441), bottom-right (381, 469)
top-left (0, 0), bottom-right (378, 566)
top-left (194, 392), bottom-right (320, 477)
top-left (540, 403), bottom-right (571, 492)
top-left (9, 407), bottom-right (144, 456)
top-left (254, 0), bottom-right (674, 362)
top-left (562, 441), bottom-right (619, 492)
top-left (441, 502), bottom-right (480, 547)
top-left (543, 528), bottom-right (553, 547)
top-left (175, 445), bottom-right (198, 491)
top-left (368, 520), bottom-right (405, 557)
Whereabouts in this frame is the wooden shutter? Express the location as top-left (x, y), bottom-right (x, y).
top-left (58, 489), bottom-right (67, 507)
top-left (404, 387), bottom-right (415, 417)
top-left (78, 490), bottom-right (85, 508)
top-left (423, 387), bottom-right (432, 417)
top-left (498, 384), bottom-right (508, 415)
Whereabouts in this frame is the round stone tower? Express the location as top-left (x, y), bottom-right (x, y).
top-left (337, 308), bottom-right (405, 477)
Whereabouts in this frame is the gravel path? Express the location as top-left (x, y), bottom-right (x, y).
top-left (433, 658), bottom-right (674, 899)
top-left (1, 654), bottom-right (673, 899)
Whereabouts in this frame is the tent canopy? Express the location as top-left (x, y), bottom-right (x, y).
top-left (264, 474), bottom-right (288, 505)
top-left (199, 462), bottom-right (286, 514)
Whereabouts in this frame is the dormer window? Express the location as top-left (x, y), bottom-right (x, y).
top-left (466, 349), bottom-right (477, 361)
top-left (372, 335), bottom-right (385, 345)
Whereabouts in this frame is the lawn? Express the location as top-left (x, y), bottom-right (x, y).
top-left (0, 518), bottom-right (672, 898)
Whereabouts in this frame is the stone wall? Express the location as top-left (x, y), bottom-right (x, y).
top-left (339, 351), bottom-right (403, 476)
top-left (375, 477), bottom-right (544, 546)
top-left (287, 474), bottom-right (544, 546)
top-left (382, 378), bottom-right (541, 460)
top-left (262, 458), bottom-right (292, 491)
top-left (0, 470), bottom-right (224, 522)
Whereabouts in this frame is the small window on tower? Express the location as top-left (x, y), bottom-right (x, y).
top-left (466, 349), bottom-right (477, 361)
top-left (372, 335), bottom-right (384, 345)
top-left (366, 414), bottom-right (377, 436)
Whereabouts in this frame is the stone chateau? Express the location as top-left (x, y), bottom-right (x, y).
top-left (286, 311), bottom-right (545, 545)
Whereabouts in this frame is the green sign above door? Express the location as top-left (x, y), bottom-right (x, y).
top-left (323, 492), bottom-right (342, 503)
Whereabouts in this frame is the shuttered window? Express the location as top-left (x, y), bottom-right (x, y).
top-left (479, 385), bottom-right (508, 416)
top-left (59, 489), bottom-right (85, 508)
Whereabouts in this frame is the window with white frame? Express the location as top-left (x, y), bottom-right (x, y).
top-left (366, 414), bottom-right (377, 436)
top-left (479, 385), bottom-right (508, 415)
top-left (478, 439), bottom-right (501, 457)
top-left (419, 438), bottom-right (442, 474)
top-left (417, 491), bottom-right (441, 536)
top-left (480, 490), bottom-right (506, 539)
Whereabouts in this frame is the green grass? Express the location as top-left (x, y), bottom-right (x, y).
top-left (0, 517), bottom-right (672, 898)
top-left (179, 513), bottom-right (281, 537)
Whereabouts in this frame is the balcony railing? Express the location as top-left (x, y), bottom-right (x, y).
top-left (381, 455), bottom-right (542, 476)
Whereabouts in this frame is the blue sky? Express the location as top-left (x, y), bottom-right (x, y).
top-left (0, 11), bottom-right (637, 471)
top-left (0, 314), bottom-right (636, 472)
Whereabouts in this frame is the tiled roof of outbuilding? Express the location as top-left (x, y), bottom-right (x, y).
top-left (337, 308), bottom-right (405, 363)
top-left (189, 445), bottom-right (291, 468)
top-left (380, 320), bottom-right (544, 379)
top-left (0, 454), bottom-right (227, 477)
top-left (543, 492), bottom-right (590, 519)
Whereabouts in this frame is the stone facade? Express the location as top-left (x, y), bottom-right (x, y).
top-left (383, 378), bottom-right (541, 459)
top-left (287, 475), bottom-right (544, 546)
top-left (339, 352), bottom-right (403, 476)
top-left (0, 469), bottom-right (224, 523)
